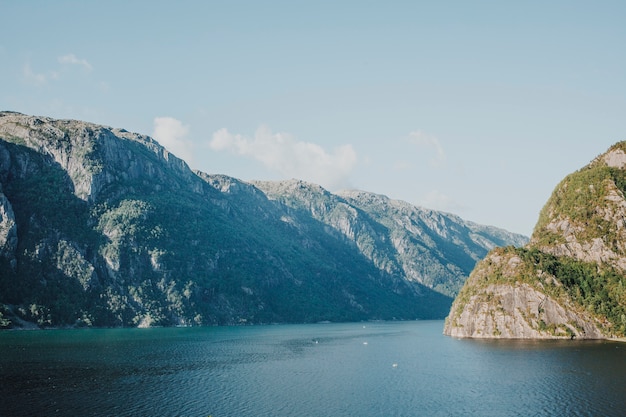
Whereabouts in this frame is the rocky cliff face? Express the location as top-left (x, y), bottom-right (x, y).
top-left (444, 247), bottom-right (605, 339)
top-left (0, 184), bottom-right (17, 267)
top-left (0, 112), bottom-right (195, 203)
top-left (0, 111), bottom-right (525, 329)
top-left (444, 142), bottom-right (626, 339)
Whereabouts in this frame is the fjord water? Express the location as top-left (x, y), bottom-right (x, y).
top-left (1, 321), bottom-right (625, 417)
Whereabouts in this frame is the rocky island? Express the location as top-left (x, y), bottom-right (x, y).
top-left (444, 142), bottom-right (626, 339)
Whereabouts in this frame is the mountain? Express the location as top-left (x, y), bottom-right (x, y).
top-left (0, 111), bottom-right (526, 328)
top-left (252, 182), bottom-right (527, 298)
top-left (444, 142), bottom-right (626, 339)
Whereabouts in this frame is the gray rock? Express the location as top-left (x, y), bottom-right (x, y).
top-left (0, 185), bottom-right (17, 267)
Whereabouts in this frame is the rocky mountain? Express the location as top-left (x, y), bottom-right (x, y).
top-left (0, 111), bottom-right (526, 328)
top-left (252, 181), bottom-right (527, 297)
top-left (444, 142), bottom-right (626, 339)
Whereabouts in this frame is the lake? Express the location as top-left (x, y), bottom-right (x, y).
top-left (1, 320), bottom-right (625, 416)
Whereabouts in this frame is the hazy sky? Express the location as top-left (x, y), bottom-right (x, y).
top-left (2, 1), bottom-right (625, 235)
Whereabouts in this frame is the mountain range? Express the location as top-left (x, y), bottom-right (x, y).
top-left (0, 111), bottom-right (526, 328)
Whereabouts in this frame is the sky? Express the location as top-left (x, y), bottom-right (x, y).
top-left (2, 1), bottom-right (625, 236)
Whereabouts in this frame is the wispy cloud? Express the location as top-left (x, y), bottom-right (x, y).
top-left (152, 117), bottom-right (194, 165)
top-left (392, 160), bottom-right (412, 172)
top-left (408, 131), bottom-right (446, 167)
top-left (58, 53), bottom-right (93, 71)
top-left (22, 63), bottom-right (58, 85)
top-left (22, 53), bottom-right (93, 86)
top-left (419, 190), bottom-right (466, 213)
top-left (209, 126), bottom-right (357, 190)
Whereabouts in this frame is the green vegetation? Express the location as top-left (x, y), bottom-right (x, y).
top-left (534, 153), bottom-right (626, 251)
top-left (544, 258), bottom-right (624, 335)
top-left (457, 246), bottom-right (626, 337)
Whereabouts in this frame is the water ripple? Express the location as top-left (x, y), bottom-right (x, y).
top-left (2, 322), bottom-right (626, 416)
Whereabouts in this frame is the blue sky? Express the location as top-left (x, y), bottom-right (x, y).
top-left (2, 1), bottom-right (625, 235)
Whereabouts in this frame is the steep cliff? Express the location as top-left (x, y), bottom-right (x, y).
top-left (0, 111), bottom-right (525, 328)
top-left (444, 142), bottom-right (626, 339)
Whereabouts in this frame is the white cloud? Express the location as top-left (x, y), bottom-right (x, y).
top-left (22, 63), bottom-right (58, 85)
top-left (98, 81), bottom-right (110, 93)
top-left (392, 160), bottom-right (412, 172)
top-left (210, 126), bottom-right (357, 190)
top-left (419, 190), bottom-right (465, 213)
top-left (22, 54), bottom-right (92, 86)
top-left (58, 53), bottom-right (93, 71)
top-left (408, 131), bottom-right (446, 167)
top-left (152, 117), bottom-right (194, 165)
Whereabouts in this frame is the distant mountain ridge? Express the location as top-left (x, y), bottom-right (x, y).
top-left (444, 142), bottom-right (626, 339)
top-left (0, 111), bottom-right (526, 328)
top-left (253, 181), bottom-right (527, 297)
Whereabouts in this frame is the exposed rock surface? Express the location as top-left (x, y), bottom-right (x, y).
top-left (0, 184), bottom-right (17, 267)
top-left (445, 143), bottom-right (626, 339)
top-left (444, 248), bottom-right (604, 339)
top-left (0, 112), bottom-right (195, 203)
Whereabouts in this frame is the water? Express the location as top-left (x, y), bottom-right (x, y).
top-left (1, 321), bottom-right (625, 417)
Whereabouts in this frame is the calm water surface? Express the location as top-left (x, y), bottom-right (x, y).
top-left (1, 320), bottom-right (625, 416)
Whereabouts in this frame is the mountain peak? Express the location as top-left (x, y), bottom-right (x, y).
top-left (0, 111), bottom-right (193, 203)
top-left (593, 142), bottom-right (626, 169)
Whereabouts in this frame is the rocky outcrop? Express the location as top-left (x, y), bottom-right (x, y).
top-left (445, 142), bottom-right (626, 339)
top-left (446, 283), bottom-right (604, 339)
top-left (444, 248), bottom-right (604, 339)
